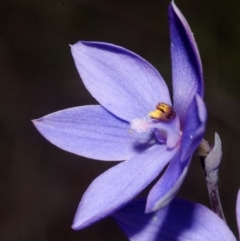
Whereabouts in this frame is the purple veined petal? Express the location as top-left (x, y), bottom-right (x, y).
top-left (146, 151), bottom-right (190, 212)
top-left (71, 41), bottom-right (171, 122)
top-left (72, 144), bottom-right (178, 230)
top-left (180, 94), bottom-right (207, 161)
top-left (33, 105), bottom-right (155, 161)
top-left (169, 2), bottom-right (204, 124)
top-left (236, 189), bottom-right (240, 239)
top-left (113, 198), bottom-right (237, 241)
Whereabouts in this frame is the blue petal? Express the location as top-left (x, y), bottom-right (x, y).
top-left (146, 95), bottom-right (206, 212)
top-left (237, 189), bottom-right (240, 238)
top-left (33, 105), bottom-right (155, 161)
top-left (72, 144), bottom-right (177, 230)
top-left (169, 2), bottom-right (204, 124)
top-left (114, 198), bottom-right (237, 241)
top-left (180, 94), bottom-right (207, 161)
top-left (146, 151), bottom-right (190, 212)
top-left (71, 41), bottom-right (171, 122)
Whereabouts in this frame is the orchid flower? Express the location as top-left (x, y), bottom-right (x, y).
top-left (113, 191), bottom-right (240, 241)
top-left (33, 2), bottom-right (206, 230)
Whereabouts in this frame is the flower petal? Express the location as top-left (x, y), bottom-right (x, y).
top-left (169, 2), bottom-right (203, 123)
top-left (33, 105), bottom-right (155, 161)
top-left (72, 144), bottom-right (177, 230)
top-left (237, 189), bottom-right (240, 238)
top-left (113, 198), bottom-right (237, 241)
top-left (146, 95), bottom-right (206, 212)
top-left (146, 151), bottom-right (190, 212)
top-left (180, 94), bottom-right (207, 161)
top-left (71, 41), bottom-right (171, 122)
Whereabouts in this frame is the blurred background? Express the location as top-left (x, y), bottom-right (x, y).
top-left (1, 0), bottom-right (240, 240)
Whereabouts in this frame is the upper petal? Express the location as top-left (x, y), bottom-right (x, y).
top-left (72, 144), bottom-right (177, 230)
top-left (114, 198), bottom-right (237, 241)
top-left (33, 105), bottom-right (155, 161)
top-left (71, 41), bottom-right (171, 122)
top-left (169, 2), bottom-right (203, 124)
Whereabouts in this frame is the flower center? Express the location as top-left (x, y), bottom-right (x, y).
top-left (130, 103), bottom-right (180, 149)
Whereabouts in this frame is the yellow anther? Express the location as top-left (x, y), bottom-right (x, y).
top-left (149, 109), bottom-right (164, 119)
top-left (148, 102), bottom-right (176, 121)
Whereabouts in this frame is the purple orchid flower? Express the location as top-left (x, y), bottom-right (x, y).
top-left (113, 191), bottom-right (240, 241)
top-left (33, 2), bottom-right (206, 230)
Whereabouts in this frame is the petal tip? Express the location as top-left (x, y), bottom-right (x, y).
top-left (71, 218), bottom-right (89, 231)
top-left (31, 117), bottom-right (44, 125)
top-left (70, 41), bottom-right (86, 52)
top-left (169, 1), bottom-right (179, 15)
top-left (31, 118), bottom-right (40, 126)
top-left (71, 223), bottom-right (82, 231)
top-left (144, 204), bottom-right (156, 214)
top-left (145, 196), bottom-right (166, 214)
top-left (71, 223), bottom-right (79, 230)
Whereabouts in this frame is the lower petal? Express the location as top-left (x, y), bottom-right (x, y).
top-left (72, 144), bottom-right (177, 230)
top-left (146, 151), bottom-right (190, 212)
top-left (114, 198), bottom-right (237, 241)
top-left (237, 189), bottom-right (240, 238)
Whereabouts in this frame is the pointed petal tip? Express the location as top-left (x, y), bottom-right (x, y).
top-left (71, 220), bottom-right (83, 230)
top-left (145, 195), bottom-right (169, 214)
top-left (170, 0), bottom-right (178, 9)
top-left (71, 222), bottom-right (79, 230)
top-left (170, 0), bottom-right (175, 7)
top-left (71, 41), bottom-right (94, 50)
top-left (31, 117), bottom-right (45, 128)
top-left (70, 41), bottom-right (87, 52)
top-left (169, 1), bottom-right (181, 19)
top-left (70, 42), bottom-right (79, 51)
top-left (71, 216), bottom-right (93, 231)
top-left (71, 221), bottom-right (84, 231)
top-left (31, 118), bottom-right (40, 126)
top-left (144, 201), bottom-right (162, 214)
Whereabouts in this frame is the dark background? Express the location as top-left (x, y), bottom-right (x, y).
top-left (1, 0), bottom-right (240, 240)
